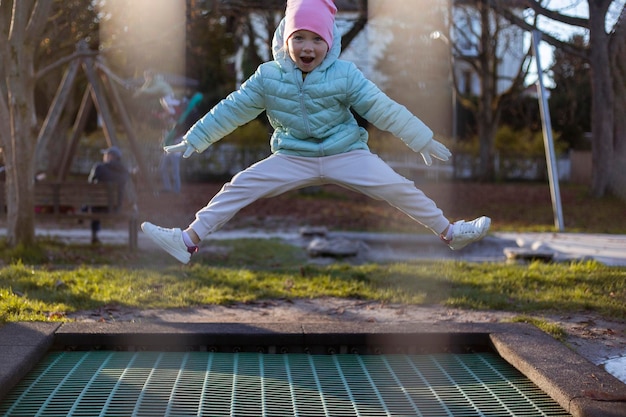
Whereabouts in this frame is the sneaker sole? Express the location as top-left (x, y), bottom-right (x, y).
top-left (141, 222), bottom-right (191, 264)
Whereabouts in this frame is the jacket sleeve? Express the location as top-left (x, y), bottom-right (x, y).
top-left (346, 63), bottom-right (433, 153)
top-left (184, 67), bottom-right (267, 153)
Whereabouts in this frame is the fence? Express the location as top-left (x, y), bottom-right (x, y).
top-left (69, 145), bottom-right (579, 184)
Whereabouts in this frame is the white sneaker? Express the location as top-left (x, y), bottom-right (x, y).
top-left (446, 216), bottom-right (491, 250)
top-left (141, 222), bottom-right (197, 264)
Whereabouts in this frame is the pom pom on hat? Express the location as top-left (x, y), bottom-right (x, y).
top-left (284, 0), bottom-right (337, 48)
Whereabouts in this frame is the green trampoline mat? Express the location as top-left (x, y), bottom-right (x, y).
top-left (0, 351), bottom-right (571, 416)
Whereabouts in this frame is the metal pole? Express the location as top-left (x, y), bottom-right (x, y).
top-left (429, 30), bottom-right (457, 140)
top-left (532, 30), bottom-right (564, 231)
top-left (451, 52), bottom-right (457, 142)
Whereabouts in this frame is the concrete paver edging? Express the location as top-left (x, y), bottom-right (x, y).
top-left (0, 322), bottom-right (61, 401)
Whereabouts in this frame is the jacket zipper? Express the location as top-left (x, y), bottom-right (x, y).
top-left (296, 71), bottom-right (312, 139)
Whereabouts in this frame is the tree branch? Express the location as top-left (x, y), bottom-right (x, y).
top-left (341, 0), bottom-right (368, 52)
top-left (9, 0), bottom-right (30, 42)
top-left (0, 1), bottom-right (10, 40)
top-left (0, 1), bottom-right (10, 97)
top-left (522, 0), bottom-right (589, 29)
top-left (484, 0), bottom-right (589, 60)
top-left (24, 0), bottom-right (53, 44)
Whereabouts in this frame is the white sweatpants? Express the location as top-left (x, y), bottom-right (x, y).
top-left (189, 150), bottom-right (450, 239)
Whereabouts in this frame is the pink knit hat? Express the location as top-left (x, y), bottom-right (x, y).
top-left (284, 0), bottom-right (337, 49)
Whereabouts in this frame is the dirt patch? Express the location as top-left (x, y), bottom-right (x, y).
top-left (67, 298), bottom-right (626, 378)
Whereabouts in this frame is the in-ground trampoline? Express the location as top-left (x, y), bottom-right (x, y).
top-left (1, 322), bottom-right (625, 416)
top-left (2, 350), bottom-right (571, 416)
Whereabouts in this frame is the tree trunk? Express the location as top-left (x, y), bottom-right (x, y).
top-left (609, 6), bottom-right (626, 200)
top-left (588, 0), bottom-right (615, 197)
top-left (0, 1), bottom-right (54, 247)
top-left (5, 34), bottom-right (38, 246)
top-left (475, 2), bottom-right (500, 181)
top-left (476, 98), bottom-right (498, 181)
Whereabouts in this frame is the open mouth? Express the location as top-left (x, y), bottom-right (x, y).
top-left (301, 56), bottom-right (314, 64)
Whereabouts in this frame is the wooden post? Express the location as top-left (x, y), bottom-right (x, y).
top-left (36, 58), bottom-right (80, 162)
top-left (57, 88), bottom-right (94, 181)
top-left (82, 56), bottom-right (120, 149)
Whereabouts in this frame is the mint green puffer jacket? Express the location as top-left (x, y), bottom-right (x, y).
top-left (184, 18), bottom-right (433, 157)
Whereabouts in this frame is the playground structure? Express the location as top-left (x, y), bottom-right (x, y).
top-left (37, 40), bottom-right (202, 193)
top-left (37, 41), bottom-right (150, 190)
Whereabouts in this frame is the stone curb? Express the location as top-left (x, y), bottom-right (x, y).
top-left (0, 322), bottom-right (61, 401)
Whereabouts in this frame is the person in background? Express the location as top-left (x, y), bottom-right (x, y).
top-left (158, 134), bottom-right (183, 194)
top-left (141, 0), bottom-right (490, 264)
top-left (87, 146), bottom-right (130, 244)
top-left (133, 69), bottom-right (180, 118)
top-left (157, 92), bottom-right (204, 194)
top-left (134, 69), bottom-right (186, 194)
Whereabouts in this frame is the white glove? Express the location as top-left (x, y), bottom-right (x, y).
top-left (164, 140), bottom-right (196, 158)
top-left (419, 139), bottom-right (451, 166)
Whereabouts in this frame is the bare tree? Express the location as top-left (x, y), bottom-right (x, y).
top-left (1, 0), bottom-right (101, 248)
top-left (0, 1), bottom-right (54, 247)
top-left (487, 0), bottom-right (626, 198)
top-left (451, 0), bottom-right (533, 180)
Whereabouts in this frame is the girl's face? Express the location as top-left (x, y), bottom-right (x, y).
top-left (287, 30), bottom-right (328, 74)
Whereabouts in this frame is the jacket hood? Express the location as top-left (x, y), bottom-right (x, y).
top-left (271, 17), bottom-right (341, 73)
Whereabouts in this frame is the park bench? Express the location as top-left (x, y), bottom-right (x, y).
top-left (0, 181), bottom-right (139, 250)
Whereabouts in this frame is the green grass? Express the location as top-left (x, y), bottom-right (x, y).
top-left (508, 315), bottom-right (568, 341)
top-left (0, 238), bottom-right (624, 324)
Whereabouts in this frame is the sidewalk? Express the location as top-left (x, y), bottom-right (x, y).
top-left (13, 225), bottom-right (626, 266)
top-left (496, 232), bottom-right (626, 266)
